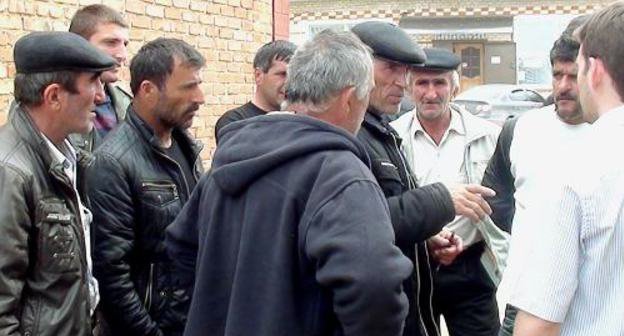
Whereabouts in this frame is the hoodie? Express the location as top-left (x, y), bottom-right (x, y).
top-left (166, 113), bottom-right (413, 336)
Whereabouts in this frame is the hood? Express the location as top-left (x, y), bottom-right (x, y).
top-left (213, 113), bottom-right (371, 195)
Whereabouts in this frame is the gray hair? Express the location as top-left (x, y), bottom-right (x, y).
top-left (284, 29), bottom-right (374, 112)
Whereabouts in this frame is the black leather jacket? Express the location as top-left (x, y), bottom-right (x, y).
top-left (357, 110), bottom-right (455, 336)
top-left (86, 108), bottom-right (203, 336)
top-left (0, 106), bottom-right (93, 336)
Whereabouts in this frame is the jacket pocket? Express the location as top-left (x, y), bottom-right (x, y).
top-left (37, 199), bottom-right (81, 274)
top-left (140, 181), bottom-right (179, 207)
top-left (371, 159), bottom-right (405, 195)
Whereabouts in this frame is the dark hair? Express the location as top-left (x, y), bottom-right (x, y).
top-left (14, 71), bottom-right (79, 107)
top-left (253, 40), bottom-right (296, 73)
top-left (129, 38), bottom-right (206, 95)
top-left (69, 4), bottom-right (128, 40)
top-left (549, 36), bottom-right (580, 65)
top-left (577, 2), bottom-right (624, 99)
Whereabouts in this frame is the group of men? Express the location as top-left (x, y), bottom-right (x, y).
top-left (1, 2), bottom-right (624, 336)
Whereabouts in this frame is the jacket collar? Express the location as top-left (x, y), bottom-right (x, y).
top-left (12, 104), bottom-right (61, 170)
top-left (392, 103), bottom-right (496, 145)
top-left (126, 106), bottom-right (204, 159)
top-left (363, 107), bottom-right (400, 138)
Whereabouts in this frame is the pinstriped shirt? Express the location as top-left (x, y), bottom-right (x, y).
top-left (508, 106), bottom-right (624, 335)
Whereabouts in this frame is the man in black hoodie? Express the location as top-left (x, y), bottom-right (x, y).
top-left (166, 29), bottom-right (413, 336)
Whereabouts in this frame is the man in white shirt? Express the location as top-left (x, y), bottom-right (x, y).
top-left (481, 15), bottom-right (591, 336)
top-left (512, 3), bottom-right (624, 335)
top-left (392, 48), bottom-right (503, 336)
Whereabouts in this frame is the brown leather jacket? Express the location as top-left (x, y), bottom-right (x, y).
top-left (0, 106), bottom-right (93, 336)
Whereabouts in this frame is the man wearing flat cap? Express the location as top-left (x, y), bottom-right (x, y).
top-left (0, 31), bottom-right (114, 335)
top-left (392, 48), bottom-right (503, 336)
top-left (352, 21), bottom-right (495, 336)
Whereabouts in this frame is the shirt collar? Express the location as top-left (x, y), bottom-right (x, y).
top-left (593, 104), bottom-right (624, 129)
top-left (40, 134), bottom-right (76, 170)
top-left (411, 107), bottom-right (466, 137)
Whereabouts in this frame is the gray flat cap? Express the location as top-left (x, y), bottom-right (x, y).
top-left (421, 48), bottom-right (461, 71)
top-left (352, 21), bottom-right (426, 66)
top-left (14, 31), bottom-right (116, 74)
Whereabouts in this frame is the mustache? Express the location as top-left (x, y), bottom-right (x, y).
top-left (186, 104), bottom-right (200, 113)
top-left (422, 99), bottom-right (443, 104)
top-left (555, 92), bottom-right (577, 101)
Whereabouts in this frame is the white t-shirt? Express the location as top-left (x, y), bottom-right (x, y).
top-left (497, 105), bottom-right (589, 307)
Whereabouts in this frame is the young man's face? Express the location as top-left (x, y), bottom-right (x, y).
top-left (552, 60), bottom-right (583, 124)
top-left (61, 72), bottom-right (106, 134)
top-left (89, 23), bottom-right (129, 83)
top-left (153, 58), bottom-right (205, 130)
top-left (575, 45), bottom-right (598, 123)
top-left (255, 59), bottom-right (288, 111)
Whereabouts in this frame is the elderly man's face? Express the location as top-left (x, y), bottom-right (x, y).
top-left (369, 58), bottom-right (409, 115)
top-left (552, 60), bottom-right (583, 124)
top-left (410, 70), bottom-right (454, 122)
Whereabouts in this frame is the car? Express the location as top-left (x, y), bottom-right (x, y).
top-left (453, 84), bottom-right (546, 125)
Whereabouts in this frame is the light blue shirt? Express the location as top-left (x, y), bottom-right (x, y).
top-left (508, 106), bottom-right (624, 335)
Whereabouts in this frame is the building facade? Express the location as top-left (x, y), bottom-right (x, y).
top-left (0, 0), bottom-right (289, 163)
top-left (291, 0), bottom-right (609, 93)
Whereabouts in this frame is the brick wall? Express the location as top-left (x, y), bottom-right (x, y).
top-left (0, 0), bottom-right (283, 164)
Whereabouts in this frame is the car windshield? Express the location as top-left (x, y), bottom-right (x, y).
top-left (456, 86), bottom-right (508, 101)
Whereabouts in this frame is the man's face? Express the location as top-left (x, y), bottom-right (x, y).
top-left (369, 58), bottom-right (409, 115)
top-left (410, 70), bottom-right (454, 122)
top-left (256, 59), bottom-right (288, 110)
top-left (552, 60), bottom-right (583, 124)
top-left (154, 59), bottom-right (205, 130)
top-left (575, 45), bottom-right (597, 123)
top-left (61, 72), bottom-right (105, 134)
top-left (89, 23), bottom-right (129, 83)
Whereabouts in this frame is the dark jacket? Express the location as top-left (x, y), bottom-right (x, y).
top-left (481, 117), bottom-right (519, 233)
top-left (166, 113), bottom-right (413, 336)
top-left (357, 109), bottom-right (455, 336)
top-left (69, 84), bottom-right (132, 152)
top-left (214, 101), bottom-right (266, 143)
top-left (0, 106), bottom-right (93, 336)
top-left (86, 108), bottom-right (203, 336)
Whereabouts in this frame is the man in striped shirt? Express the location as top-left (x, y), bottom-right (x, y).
top-left (512, 2), bottom-right (624, 335)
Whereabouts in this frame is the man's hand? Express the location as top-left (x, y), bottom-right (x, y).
top-left (428, 230), bottom-right (463, 266)
top-left (448, 184), bottom-right (495, 222)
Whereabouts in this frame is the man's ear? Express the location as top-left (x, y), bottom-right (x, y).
top-left (254, 68), bottom-right (264, 86)
top-left (42, 83), bottom-right (63, 111)
top-left (588, 56), bottom-right (605, 90)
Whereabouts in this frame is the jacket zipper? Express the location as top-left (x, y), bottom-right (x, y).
top-left (144, 263), bottom-right (155, 312)
top-left (141, 181), bottom-right (179, 199)
top-left (390, 130), bottom-right (440, 336)
top-left (154, 151), bottom-right (191, 200)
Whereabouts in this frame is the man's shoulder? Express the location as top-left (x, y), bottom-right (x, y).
top-left (93, 122), bottom-right (139, 161)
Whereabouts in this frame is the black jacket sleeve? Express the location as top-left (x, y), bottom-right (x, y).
top-left (305, 180), bottom-right (412, 336)
top-left (87, 154), bottom-right (163, 336)
top-left (387, 182), bottom-right (455, 246)
top-left (481, 117), bottom-right (519, 233)
top-left (0, 166), bottom-right (30, 336)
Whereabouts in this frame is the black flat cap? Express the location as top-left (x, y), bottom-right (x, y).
top-left (421, 48), bottom-right (461, 71)
top-left (14, 31), bottom-right (116, 74)
top-left (352, 21), bottom-right (426, 66)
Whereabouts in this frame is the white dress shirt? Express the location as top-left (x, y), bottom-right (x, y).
top-left (409, 109), bottom-right (482, 246)
top-left (508, 106), bottom-right (624, 335)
